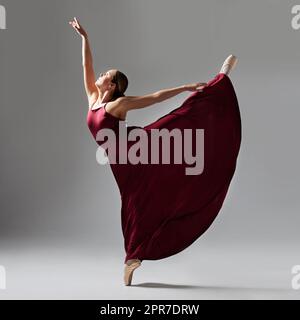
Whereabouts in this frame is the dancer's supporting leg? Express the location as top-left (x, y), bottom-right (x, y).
top-left (124, 259), bottom-right (142, 286)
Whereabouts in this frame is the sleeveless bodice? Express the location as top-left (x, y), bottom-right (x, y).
top-left (86, 102), bottom-right (127, 144)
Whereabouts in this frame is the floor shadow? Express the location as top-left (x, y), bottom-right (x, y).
top-left (132, 282), bottom-right (293, 293)
top-left (132, 282), bottom-right (200, 289)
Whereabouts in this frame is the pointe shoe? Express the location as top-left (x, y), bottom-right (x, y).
top-left (124, 259), bottom-right (141, 286)
top-left (219, 54), bottom-right (238, 75)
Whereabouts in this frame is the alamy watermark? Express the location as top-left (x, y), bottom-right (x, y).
top-left (291, 265), bottom-right (300, 290)
top-left (0, 5), bottom-right (6, 30)
top-left (0, 265), bottom-right (6, 290)
top-left (291, 5), bottom-right (300, 30)
top-left (95, 123), bottom-right (205, 175)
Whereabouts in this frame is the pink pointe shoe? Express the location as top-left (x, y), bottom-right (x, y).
top-left (219, 54), bottom-right (238, 75)
top-left (124, 259), bottom-right (142, 286)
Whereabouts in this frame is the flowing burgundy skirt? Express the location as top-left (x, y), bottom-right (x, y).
top-left (108, 73), bottom-right (241, 264)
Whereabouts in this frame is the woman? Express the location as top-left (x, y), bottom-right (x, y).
top-left (69, 17), bottom-right (241, 286)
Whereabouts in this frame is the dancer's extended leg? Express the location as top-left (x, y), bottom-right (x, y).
top-left (219, 54), bottom-right (238, 75)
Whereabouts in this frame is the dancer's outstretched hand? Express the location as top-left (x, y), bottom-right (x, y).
top-left (184, 82), bottom-right (207, 92)
top-left (69, 17), bottom-right (87, 38)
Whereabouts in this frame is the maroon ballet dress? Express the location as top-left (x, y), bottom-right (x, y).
top-left (86, 72), bottom-right (242, 264)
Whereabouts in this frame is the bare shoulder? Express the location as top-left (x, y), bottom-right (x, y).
top-left (105, 97), bottom-right (128, 119)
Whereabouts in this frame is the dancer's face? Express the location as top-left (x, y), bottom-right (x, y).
top-left (95, 69), bottom-right (117, 93)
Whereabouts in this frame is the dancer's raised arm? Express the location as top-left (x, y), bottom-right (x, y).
top-left (69, 17), bottom-right (98, 106)
top-left (120, 81), bottom-right (207, 111)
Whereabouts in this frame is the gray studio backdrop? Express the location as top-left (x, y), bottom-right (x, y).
top-left (1, 0), bottom-right (299, 252)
